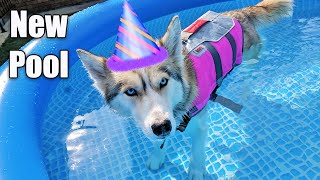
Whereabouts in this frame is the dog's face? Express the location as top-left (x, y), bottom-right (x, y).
top-left (77, 16), bottom-right (185, 140)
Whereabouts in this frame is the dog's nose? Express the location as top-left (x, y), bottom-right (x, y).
top-left (151, 120), bottom-right (172, 137)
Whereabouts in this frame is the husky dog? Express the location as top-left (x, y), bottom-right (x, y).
top-left (77, 0), bottom-right (293, 179)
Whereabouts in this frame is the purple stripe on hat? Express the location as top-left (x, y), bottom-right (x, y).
top-left (114, 37), bottom-right (139, 60)
top-left (121, 2), bottom-right (147, 32)
top-left (116, 41), bottom-right (139, 58)
top-left (120, 22), bottom-right (157, 49)
top-left (123, 4), bottom-right (137, 16)
top-left (123, 0), bottom-right (133, 10)
top-left (114, 48), bottom-right (131, 60)
top-left (117, 32), bottom-right (151, 58)
top-left (117, 31), bottom-right (140, 47)
top-left (118, 26), bottom-right (159, 54)
top-left (108, 0), bottom-right (165, 72)
top-left (121, 15), bottom-right (147, 32)
top-left (113, 54), bottom-right (124, 61)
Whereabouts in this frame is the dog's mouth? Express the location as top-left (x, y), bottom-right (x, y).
top-left (157, 136), bottom-right (166, 140)
top-left (157, 133), bottom-right (170, 139)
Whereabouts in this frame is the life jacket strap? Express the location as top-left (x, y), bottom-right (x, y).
top-left (210, 93), bottom-right (243, 114)
top-left (176, 113), bottom-right (192, 132)
top-left (177, 92), bottom-right (243, 132)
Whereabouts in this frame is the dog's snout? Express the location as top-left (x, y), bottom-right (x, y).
top-left (151, 120), bottom-right (172, 137)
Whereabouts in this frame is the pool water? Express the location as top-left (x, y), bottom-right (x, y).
top-left (41, 0), bottom-right (320, 179)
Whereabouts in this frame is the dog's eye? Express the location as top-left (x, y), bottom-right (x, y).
top-left (125, 88), bottom-right (137, 96)
top-left (159, 78), bottom-right (168, 89)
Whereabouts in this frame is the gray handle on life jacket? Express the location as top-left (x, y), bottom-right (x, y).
top-left (181, 11), bottom-right (222, 41)
top-left (181, 11), bottom-right (235, 53)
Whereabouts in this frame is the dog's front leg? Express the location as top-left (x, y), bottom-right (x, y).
top-left (147, 140), bottom-right (167, 170)
top-left (185, 104), bottom-right (209, 180)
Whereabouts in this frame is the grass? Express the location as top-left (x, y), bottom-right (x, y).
top-left (0, 36), bottom-right (32, 66)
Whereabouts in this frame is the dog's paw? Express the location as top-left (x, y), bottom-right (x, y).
top-left (188, 162), bottom-right (207, 180)
top-left (147, 150), bottom-right (165, 170)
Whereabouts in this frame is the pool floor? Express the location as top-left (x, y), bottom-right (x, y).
top-left (41, 0), bottom-right (320, 179)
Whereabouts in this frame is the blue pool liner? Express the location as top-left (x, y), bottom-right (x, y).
top-left (0, 0), bottom-right (231, 179)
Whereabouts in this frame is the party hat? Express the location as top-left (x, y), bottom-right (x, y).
top-left (107, 0), bottom-right (168, 71)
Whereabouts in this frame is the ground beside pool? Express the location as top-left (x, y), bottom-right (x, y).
top-left (0, 0), bottom-right (103, 66)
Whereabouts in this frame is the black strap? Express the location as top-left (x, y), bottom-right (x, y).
top-left (210, 94), bottom-right (243, 114)
top-left (177, 39), bottom-right (241, 132)
top-left (225, 32), bottom-right (237, 66)
top-left (203, 42), bottom-right (223, 86)
top-left (176, 113), bottom-right (191, 132)
top-left (177, 93), bottom-right (243, 132)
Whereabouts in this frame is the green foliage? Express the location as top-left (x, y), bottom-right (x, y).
top-left (0, 36), bottom-right (32, 66)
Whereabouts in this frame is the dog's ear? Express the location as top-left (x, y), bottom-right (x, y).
top-left (160, 16), bottom-right (182, 59)
top-left (76, 49), bottom-right (110, 82)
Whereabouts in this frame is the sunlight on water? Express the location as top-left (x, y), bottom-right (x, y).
top-left (40, 0), bottom-right (320, 179)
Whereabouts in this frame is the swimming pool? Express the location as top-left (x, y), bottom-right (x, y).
top-left (1, 0), bottom-right (320, 179)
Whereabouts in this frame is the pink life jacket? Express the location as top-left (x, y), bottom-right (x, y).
top-left (182, 11), bottom-right (244, 117)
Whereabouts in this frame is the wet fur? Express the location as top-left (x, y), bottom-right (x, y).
top-left (77, 0), bottom-right (293, 179)
top-left (224, 0), bottom-right (293, 50)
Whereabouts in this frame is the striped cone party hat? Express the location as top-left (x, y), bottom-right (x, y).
top-left (107, 0), bottom-right (168, 71)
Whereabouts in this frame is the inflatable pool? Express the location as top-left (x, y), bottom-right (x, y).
top-left (1, 0), bottom-right (319, 179)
